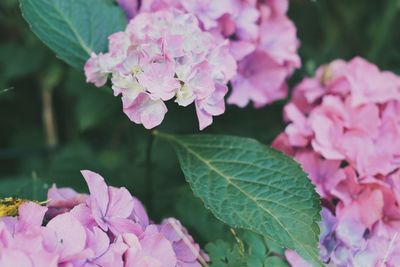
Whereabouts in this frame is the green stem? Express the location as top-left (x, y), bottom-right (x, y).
top-left (145, 131), bottom-right (155, 213)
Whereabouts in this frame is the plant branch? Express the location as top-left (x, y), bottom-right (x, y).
top-left (41, 86), bottom-right (58, 148)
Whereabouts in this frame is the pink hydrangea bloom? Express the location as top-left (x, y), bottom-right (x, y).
top-left (0, 171), bottom-right (207, 267)
top-left (117, 0), bottom-right (139, 18)
top-left (84, 9), bottom-right (236, 130)
top-left (160, 218), bottom-right (209, 267)
top-left (46, 185), bottom-right (87, 219)
top-left (136, 0), bottom-right (301, 108)
top-left (95, 0), bottom-right (300, 128)
top-left (273, 57), bottom-right (400, 266)
top-left (123, 225), bottom-right (177, 267)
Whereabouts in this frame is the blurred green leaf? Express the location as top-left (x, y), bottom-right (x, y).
top-left (206, 240), bottom-right (246, 267)
top-left (0, 42), bottom-right (45, 81)
top-left (41, 61), bottom-right (63, 90)
top-left (264, 257), bottom-right (289, 267)
top-left (75, 88), bottom-right (119, 131)
top-left (206, 231), bottom-right (289, 267)
top-left (0, 174), bottom-right (48, 200)
top-left (20, 0), bottom-right (127, 69)
top-left (157, 133), bottom-right (321, 265)
top-left (265, 238), bottom-right (285, 256)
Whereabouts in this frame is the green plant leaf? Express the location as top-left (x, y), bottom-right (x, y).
top-left (175, 186), bottom-right (231, 243)
top-left (19, 0), bottom-right (126, 69)
top-left (206, 230), bottom-right (289, 267)
top-left (206, 240), bottom-right (245, 267)
top-left (157, 133), bottom-right (321, 265)
top-left (0, 174), bottom-right (49, 201)
top-left (264, 256), bottom-right (289, 267)
top-left (75, 87), bottom-right (119, 131)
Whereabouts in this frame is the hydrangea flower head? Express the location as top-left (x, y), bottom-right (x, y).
top-left (273, 57), bottom-right (400, 266)
top-left (89, 0), bottom-right (301, 130)
top-left (0, 171), bottom-right (207, 267)
top-left (85, 9), bottom-right (236, 130)
top-left (138, 0), bottom-right (301, 108)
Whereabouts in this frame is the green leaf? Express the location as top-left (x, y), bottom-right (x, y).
top-left (0, 174), bottom-right (49, 201)
top-left (0, 42), bottom-right (45, 82)
top-left (175, 186), bottom-right (231, 243)
top-left (206, 240), bottom-right (246, 267)
top-left (264, 256), bottom-right (289, 267)
top-left (156, 133), bottom-right (321, 265)
top-left (19, 0), bottom-right (127, 69)
top-left (75, 87), bottom-right (119, 130)
top-left (206, 230), bottom-right (287, 267)
top-left (265, 238), bottom-right (285, 256)
top-left (241, 231), bottom-right (267, 259)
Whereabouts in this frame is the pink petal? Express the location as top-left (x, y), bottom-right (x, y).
top-left (123, 92), bottom-right (168, 129)
top-left (46, 213), bottom-right (87, 260)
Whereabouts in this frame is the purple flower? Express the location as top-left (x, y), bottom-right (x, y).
top-left (0, 171), bottom-right (207, 266)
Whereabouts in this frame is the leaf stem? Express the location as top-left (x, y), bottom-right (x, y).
top-left (41, 87), bottom-right (58, 148)
top-left (145, 131), bottom-right (155, 213)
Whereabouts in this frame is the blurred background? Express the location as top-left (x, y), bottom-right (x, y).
top-left (0, 0), bottom-right (399, 246)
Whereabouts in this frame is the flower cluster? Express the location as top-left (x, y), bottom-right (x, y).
top-left (0, 170), bottom-right (207, 267)
top-left (273, 57), bottom-right (400, 266)
top-left (87, 0), bottom-right (301, 130)
top-left (85, 9), bottom-right (236, 130)
top-left (138, 0), bottom-right (301, 108)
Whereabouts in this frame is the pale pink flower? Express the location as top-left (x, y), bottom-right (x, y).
top-left (137, 61), bottom-right (181, 101)
top-left (84, 53), bottom-right (110, 87)
top-left (277, 57), bottom-right (400, 266)
top-left (46, 185), bottom-right (87, 219)
top-left (85, 10), bottom-right (235, 130)
top-left (160, 218), bottom-right (208, 267)
top-left (117, 0), bottom-right (139, 18)
top-left (123, 225), bottom-right (177, 267)
top-left (195, 83), bottom-right (228, 130)
top-left (0, 170), bottom-right (207, 267)
top-left (285, 250), bottom-right (312, 267)
top-left (229, 51), bottom-right (288, 107)
top-left (115, 0), bottom-right (301, 113)
top-left (82, 170), bottom-right (140, 236)
top-left (123, 92), bottom-right (168, 129)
